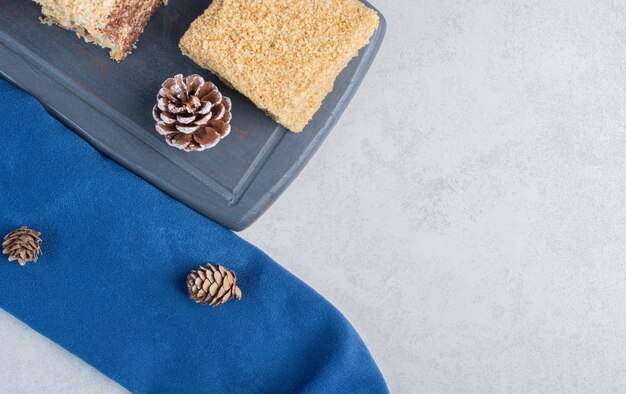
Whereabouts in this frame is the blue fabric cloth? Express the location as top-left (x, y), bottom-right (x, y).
top-left (0, 79), bottom-right (387, 393)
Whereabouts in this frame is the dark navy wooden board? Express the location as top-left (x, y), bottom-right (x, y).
top-left (0, 0), bottom-right (385, 231)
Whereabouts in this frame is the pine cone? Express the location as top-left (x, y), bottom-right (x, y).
top-left (2, 226), bottom-right (42, 266)
top-left (153, 74), bottom-right (232, 152)
top-left (187, 263), bottom-right (242, 307)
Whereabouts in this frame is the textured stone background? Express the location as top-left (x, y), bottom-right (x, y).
top-left (1, 0), bottom-right (625, 392)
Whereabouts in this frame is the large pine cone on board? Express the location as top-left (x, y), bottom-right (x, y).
top-left (153, 74), bottom-right (232, 152)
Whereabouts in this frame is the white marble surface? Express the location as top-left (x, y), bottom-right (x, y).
top-left (1, 0), bottom-right (625, 392)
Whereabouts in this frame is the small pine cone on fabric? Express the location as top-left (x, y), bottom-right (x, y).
top-left (153, 74), bottom-right (232, 152)
top-left (187, 263), bottom-right (242, 307)
top-left (2, 226), bottom-right (42, 266)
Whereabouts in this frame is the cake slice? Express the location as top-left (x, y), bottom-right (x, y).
top-left (34, 0), bottom-right (165, 61)
top-left (179, 0), bottom-right (379, 133)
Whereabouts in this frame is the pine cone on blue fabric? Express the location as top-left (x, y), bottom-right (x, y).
top-left (187, 263), bottom-right (242, 307)
top-left (2, 226), bottom-right (42, 266)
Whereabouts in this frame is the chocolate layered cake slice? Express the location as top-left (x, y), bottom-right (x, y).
top-left (180, 0), bottom-right (380, 133)
top-left (33, 0), bottom-right (165, 61)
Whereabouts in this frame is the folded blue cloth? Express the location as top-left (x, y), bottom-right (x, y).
top-left (0, 79), bottom-right (387, 393)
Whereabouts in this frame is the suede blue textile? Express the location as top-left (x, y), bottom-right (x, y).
top-left (0, 79), bottom-right (388, 393)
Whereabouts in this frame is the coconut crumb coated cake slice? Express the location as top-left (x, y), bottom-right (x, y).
top-left (179, 0), bottom-right (379, 133)
top-left (33, 0), bottom-right (165, 61)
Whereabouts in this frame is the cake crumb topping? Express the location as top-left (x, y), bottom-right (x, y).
top-left (180, 0), bottom-right (379, 132)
